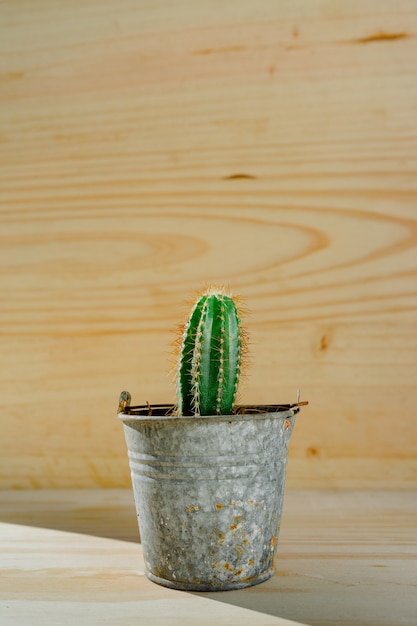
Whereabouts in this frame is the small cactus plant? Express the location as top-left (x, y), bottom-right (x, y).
top-left (175, 288), bottom-right (247, 416)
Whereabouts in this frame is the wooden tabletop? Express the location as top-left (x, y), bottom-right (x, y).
top-left (0, 490), bottom-right (415, 626)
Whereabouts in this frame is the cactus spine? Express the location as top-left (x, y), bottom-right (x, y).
top-left (176, 289), bottom-right (245, 416)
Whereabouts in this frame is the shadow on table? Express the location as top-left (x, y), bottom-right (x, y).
top-left (189, 558), bottom-right (412, 626)
top-left (189, 576), bottom-right (331, 626)
top-left (190, 573), bottom-right (317, 626)
top-left (0, 489), bottom-right (140, 542)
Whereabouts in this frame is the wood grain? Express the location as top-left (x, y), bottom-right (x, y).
top-left (1, 0), bottom-right (417, 488)
top-left (0, 489), bottom-right (416, 626)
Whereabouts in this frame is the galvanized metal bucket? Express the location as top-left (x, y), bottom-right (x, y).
top-left (118, 408), bottom-right (296, 591)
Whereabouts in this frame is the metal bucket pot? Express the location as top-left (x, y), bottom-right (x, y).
top-left (118, 408), bottom-right (296, 591)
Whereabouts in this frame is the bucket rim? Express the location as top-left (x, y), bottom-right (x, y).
top-left (117, 407), bottom-right (297, 424)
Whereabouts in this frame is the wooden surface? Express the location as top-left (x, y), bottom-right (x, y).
top-left (1, 489), bottom-right (416, 626)
top-left (1, 0), bottom-right (417, 489)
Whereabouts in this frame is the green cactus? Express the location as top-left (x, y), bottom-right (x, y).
top-left (175, 289), bottom-right (246, 416)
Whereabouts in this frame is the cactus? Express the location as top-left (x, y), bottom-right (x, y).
top-left (175, 288), bottom-right (247, 416)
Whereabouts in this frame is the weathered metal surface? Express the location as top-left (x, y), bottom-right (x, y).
top-left (119, 411), bottom-right (296, 591)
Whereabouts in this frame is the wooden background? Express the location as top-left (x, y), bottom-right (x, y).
top-left (1, 0), bottom-right (416, 489)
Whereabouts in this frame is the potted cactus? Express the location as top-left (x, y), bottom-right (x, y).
top-left (118, 288), bottom-right (305, 591)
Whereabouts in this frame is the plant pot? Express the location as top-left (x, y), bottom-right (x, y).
top-left (118, 405), bottom-right (297, 591)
